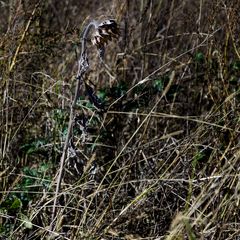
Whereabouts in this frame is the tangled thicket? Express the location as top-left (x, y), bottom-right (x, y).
top-left (0, 0), bottom-right (240, 239)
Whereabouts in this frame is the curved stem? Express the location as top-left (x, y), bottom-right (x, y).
top-left (50, 20), bottom-right (96, 231)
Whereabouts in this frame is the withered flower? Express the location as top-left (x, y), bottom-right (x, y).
top-left (91, 19), bottom-right (120, 49)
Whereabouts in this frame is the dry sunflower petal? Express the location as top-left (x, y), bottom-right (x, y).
top-left (91, 19), bottom-right (119, 49)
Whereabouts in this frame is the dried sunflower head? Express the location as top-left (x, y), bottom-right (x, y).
top-left (91, 19), bottom-right (120, 48)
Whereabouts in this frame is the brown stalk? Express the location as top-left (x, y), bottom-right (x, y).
top-left (50, 19), bottom-right (119, 232)
top-left (50, 21), bottom-right (95, 230)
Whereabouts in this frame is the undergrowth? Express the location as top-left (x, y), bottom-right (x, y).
top-left (0, 0), bottom-right (240, 239)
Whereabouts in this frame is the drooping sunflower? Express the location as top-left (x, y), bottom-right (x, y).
top-left (91, 19), bottom-right (120, 48)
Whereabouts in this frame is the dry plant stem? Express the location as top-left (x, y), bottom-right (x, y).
top-left (50, 21), bottom-right (96, 230)
top-left (9, 2), bottom-right (40, 73)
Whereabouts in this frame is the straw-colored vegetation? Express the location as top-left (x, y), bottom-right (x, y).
top-left (0, 0), bottom-right (240, 239)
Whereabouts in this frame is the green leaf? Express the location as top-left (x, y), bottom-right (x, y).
top-left (232, 60), bottom-right (240, 71)
top-left (39, 162), bottom-right (50, 173)
top-left (153, 79), bottom-right (163, 92)
top-left (10, 197), bottom-right (22, 209)
top-left (97, 89), bottom-right (107, 101)
top-left (194, 52), bottom-right (204, 63)
top-left (20, 139), bottom-right (47, 155)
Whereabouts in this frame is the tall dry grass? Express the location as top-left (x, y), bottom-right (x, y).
top-left (0, 0), bottom-right (239, 239)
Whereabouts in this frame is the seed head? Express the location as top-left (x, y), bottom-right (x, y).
top-left (91, 19), bottom-right (120, 48)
